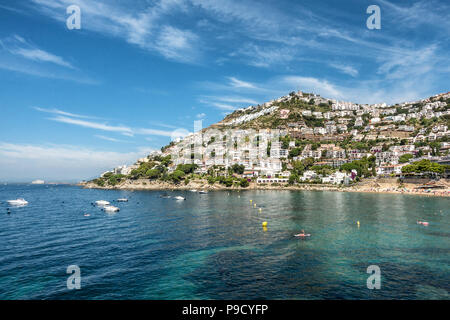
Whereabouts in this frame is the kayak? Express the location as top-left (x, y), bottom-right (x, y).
top-left (294, 233), bottom-right (311, 237)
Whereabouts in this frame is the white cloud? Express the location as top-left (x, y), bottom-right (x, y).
top-left (45, 113), bottom-right (185, 138)
top-left (94, 135), bottom-right (131, 143)
top-left (281, 76), bottom-right (343, 99)
top-left (227, 77), bottom-right (257, 89)
top-left (210, 103), bottom-right (237, 111)
top-left (12, 48), bottom-right (74, 69)
top-left (0, 142), bottom-right (154, 181)
top-left (155, 26), bottom-right (199, 62)
top-left (196, 113), bottom-right (206, 118)
top-left (329, 63), bottom-right (358, 77)
top-left (232, 43), bottom-right (295, 68)
top-left (34, 107), bottom-right (95, 119)
top-left (202, 95), bottom-right (258, 105)
top-left (2, 34), bottom-right (74, 68)
top-left (50, 116), bottom-right (134, 135)
top-left (30, 0), bottom-right (201, 63)
top-left (0, 35), bottom-right (98, 84)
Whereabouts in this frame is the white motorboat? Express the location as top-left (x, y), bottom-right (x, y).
top-left (103, 205), bottom-right (120, 212)
top-left (117, 198), bottom-right (128, 202)
top-left (198, 190), bottom-right (208, 194)
top-left (174, 196), bottom-right (186, 200)
top-left (7, 198), bottom-right (28, 206)
top-left (189, 189), bottom-right (197, 192)
top-left (95, 200), bottom-right (110, 206)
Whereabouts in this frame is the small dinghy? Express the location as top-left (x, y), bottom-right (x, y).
top-left (103, 205), bottom-right (120, 212)
top-left (189, 189), bottom-right (197, 192)
top-left (7, 198), bottom-right (28, 206)
top-left (117, 198), bottom-right (128, 202)
top-left (95, 200), bottom-right (110, 206)
top-left (174, 196), bottom-right (186, 200)
top-left (198, 190), bottom-right (208, 194)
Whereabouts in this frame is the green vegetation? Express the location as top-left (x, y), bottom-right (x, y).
top-left (399, 154), bottom-right (414, 163)
top-left (239, 178), bottom-right (250, 188)
top-left (402, 160), bottom-right (447, 174)
top-left (340, 156), bottom-right (376, 178)
top-left (231, 164), bottom-right (245, 174)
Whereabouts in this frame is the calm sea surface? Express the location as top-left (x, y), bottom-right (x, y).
top-left (0, 184), bottom-right (448, 299)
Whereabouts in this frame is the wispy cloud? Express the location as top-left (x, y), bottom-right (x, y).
top-left (281, 76), bottom-right (343, 99)
top-left (0, 142), bottom-right (154, 181)
top-left (13, 48), bottom-right (74, 68)
top-left (0, 35), bottom-right (98, 84)
top-left (41, 110), bottom-right (186, 138)
top-left (94, 135), bottom-right (131, 143)
top-left (201, 95), bottom-right (258, 105)
top-left (329, 63), bottom-right (358, 77)
top-left (50, 116), bottom-right (134, 135)
top-left (29, 0), bottom-right (201, 63)
top-left (2, 35), bottom-right (74, 68)
top-left (34, 107), bottom-right (96, 119)
top-left (227, 77), bottom-right (258, 89)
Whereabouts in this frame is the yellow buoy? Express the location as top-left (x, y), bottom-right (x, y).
top-left (254, 203), bottom-right (257, 208)
top-left (250, 199), bottom-right (252, 203)
top-left (263, 226), bottom-right (268, 232)
top-left (262, 221), bottom-right (268, 227)
top-left (259, 208), bottom-right (262, 212)
top-left (357, 221), bottom-right (360, 227)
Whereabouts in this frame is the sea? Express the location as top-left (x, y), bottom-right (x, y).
top-left (0, 184), bottom-right (448, 299)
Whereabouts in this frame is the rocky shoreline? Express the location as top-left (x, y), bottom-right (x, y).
top-left (80, 179), bottom-right (450, 197)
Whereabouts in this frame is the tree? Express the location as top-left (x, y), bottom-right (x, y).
top-left (146, 169), bottom-right (160, 179)
top-left (399, 154), bottom-right (413, 163)
top-left (289, 148), bottom-right (301, 158)
top-left (401, 159), bottom-right (446, 174)
top-left (177, 164), bottom-right (198, 174)
top-left (240, 178), bottom-right (249, 188)
top-left (231, 164), bottom-right (245, 174)
top-left (170, 170), bottom-right (185, 184)
top-left (207, 176), bottom-right (216, 185)
top-left (288, 173), bottom-right (298, 185)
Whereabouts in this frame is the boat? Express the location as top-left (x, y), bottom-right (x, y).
top-left (103, 205), bottom-right (120, 212)
top-left (174, 196), bottom-right (186, 200)
top-left (7, 198), bottom-right (28, 206)
top-left (294, 233), bottom-right (311, 238)
top-left (31, 180), bottom-right (45, 185)
top-left (189, 189), bottom-right (197, 192)
top-left (198, 190), bottom-right (208, 194)
top-left (117, 198), bottom-right (128, 202)
top-left (95, 200), bottom-right (110, 206)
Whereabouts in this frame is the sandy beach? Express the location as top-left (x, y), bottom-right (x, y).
top-left (80, 178), bottom-right (450, 198)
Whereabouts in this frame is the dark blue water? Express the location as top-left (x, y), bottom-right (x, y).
top-left (0, 184), bottom-right (448, 299)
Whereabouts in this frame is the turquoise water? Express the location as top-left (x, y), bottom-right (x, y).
top-left (0, 184), bottom-right (448, 299)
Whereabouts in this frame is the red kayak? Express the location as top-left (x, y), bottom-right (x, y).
top-left (294, 233), bottom-right (311, 238)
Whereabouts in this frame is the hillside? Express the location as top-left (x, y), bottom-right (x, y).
top-left (85, 90), bottom-right (450, 193)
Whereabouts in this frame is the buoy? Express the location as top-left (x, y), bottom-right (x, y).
top-left (250, 199), bottom-right (252, 203)
top-left (263, 226), bottom-right (267, 232)
top-left (262, 221), bottom-right (267, 227)
top-left (258, 208), bottom-right (262, 212)
top-left (254, 203), bottom-right (256, 208)
top-left (357, 221), bottom-right (360, 227)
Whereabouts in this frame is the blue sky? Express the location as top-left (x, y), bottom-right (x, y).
top-left (0, 0), bottom-right (448, 182)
